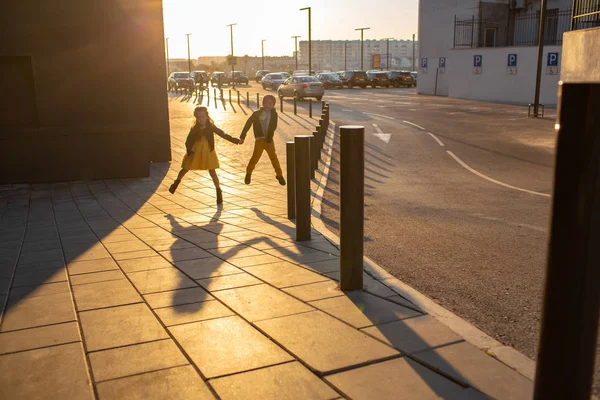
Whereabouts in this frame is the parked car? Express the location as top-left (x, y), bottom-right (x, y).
top-left (387, 70), bottom-right (416, 87)
top-left (228, 71), bottom-right (249, 84)
top-left (292, 70), bottom-right (310, 76)
top-left (277, 76), bottom-right (324, 101)
top-left (168, 72), bottom-right (195, 93)
top-left (211, 71), bottom-right (227, 87)
top-left (366, 71), bottom-right (391, 88)
top-left (315, 72), bottom-right (343, 89)
top-left (279, 72), bottom-right (291, 79)
top-left (190, 70), bottom-right (208, 85)
top-left (255, 70), bottom-right (270, 82)
top-left (261, 73), bottom-right (287, 90)
top-left (411, 71), bottom-right (418, 83)
top-left (339, 70), bottom-right (369, 89)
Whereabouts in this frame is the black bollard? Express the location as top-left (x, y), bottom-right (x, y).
top-left (246, 92), bottom-right (250, 107)
top-left (237, 91), bottom-right (240, 105)
top-left (294, 135), bottom-right (312, 241)
top-left (309, 99), bottom-right (313, 118)
top-left (293, 91), bottom-right (297, 115)
top-left (213, 88), bottom-right (217, 99)
top-left (339, 125), bottom-right (365, 291)
top-left (321, 100), bottom-right (325, 110)
top-left (280, 97), bottom-right (283, 113)
top-left (286, 142), bottom-right (296, 220)
top-left (229, 89), bottom-right (232, 104)
top-left (312, 130), bottom-right (319, 174)
top-left (319, 117), bottom-right (325, 148)
top-left (256, 93), bottom-right (260, 108)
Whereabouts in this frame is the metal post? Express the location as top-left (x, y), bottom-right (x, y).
top-left (339, 125), bottom-right (365, 291)
top-left (471, 16), bottom-right (475, 48)
top-left (294, 91), bottom-right (297, 115)
top-left (344, 41), bottom-right (347, 71)
top-left (300, 7), bottom-right (312, 75)
top-left (227, 23), bottom-right (237, 90)
top-left (319, 117), bottom-right (325, 148)
top-left (533, 0), bottom-right (548, 117)
top-left (315, 126), bottom-right (322, 162)
top-left (412, 33), bottom-right (416, 72)
top-left (311, 130), bottom-right (319, 176)
top-left (185, 33), bottom-right (192, 73)
top-left (309, 99), bottom-right (313, 118)
top-left (355, 27), bottom-right (370, 71)
top-left (261, 39), bottom-right (266, 70)
top-left (256, 93), bottom-right (260, 108)
top-left (292, 35), bottom-right (301, 71)
top-left (280, 97), bottom-right (283, 112)
top-left (321, 100), bottom-right (325, 110)
top-left (286, 142), bottom-right (296, 220)
top-left (229, 89), bottom-right (232, 104)
top-left (214, 88), bottom-right (217, 99)
top-left (294, 135), bottom-right (312, 241)
top-left (237, 91), bottom-right (240, 105)
top-left (246, 91), bottom-right (249, 107)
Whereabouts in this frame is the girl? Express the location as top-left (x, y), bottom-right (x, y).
top-left (169, 106), bottom-right (240, 204)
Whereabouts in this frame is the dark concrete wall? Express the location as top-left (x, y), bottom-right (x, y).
top-left (0, 0), bottom-right (171, 183)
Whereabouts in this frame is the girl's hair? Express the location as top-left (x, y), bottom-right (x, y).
top-left (192, 106), bottom-right (214, 127)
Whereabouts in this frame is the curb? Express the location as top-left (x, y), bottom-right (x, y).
top-left (310, 119), bottom-right (536, 382)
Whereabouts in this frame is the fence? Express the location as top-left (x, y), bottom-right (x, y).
top-left (453, 8), bottom-right (572, 48)
top-left (572, 0), bottom-right (600, 30)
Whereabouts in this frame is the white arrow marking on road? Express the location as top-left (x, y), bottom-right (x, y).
top-left (372, 124), bottom-right (391, 143)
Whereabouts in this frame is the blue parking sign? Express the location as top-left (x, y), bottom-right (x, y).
top-left (508, 54), bottom-right (518, 67)
top-left (547, 52), bottom-right (559, 66)
top-left (474, 55), bottom-right (483, 67)
top-left (421, 58), bottom-right (428, 68)
top-left (439, 57), bottom-right (446, 68)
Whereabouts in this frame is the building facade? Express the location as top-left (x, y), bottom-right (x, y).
top-left (298, 39), bottom-right (418, 71)
top-left (418, 0), bottom-right (573, 105)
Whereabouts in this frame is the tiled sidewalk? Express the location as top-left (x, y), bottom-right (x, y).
top-left (0, 96), bottom-right (533, 399)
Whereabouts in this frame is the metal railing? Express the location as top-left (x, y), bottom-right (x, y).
top-left (572, 0), bottom-right (600, 30)
top-left (453, 8), bottom-right (572, 48)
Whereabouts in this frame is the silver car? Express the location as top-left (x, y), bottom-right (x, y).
top-left (277, 76), bottom-right (324, 101)
top-left (261, 73), bottom-right (287, 90)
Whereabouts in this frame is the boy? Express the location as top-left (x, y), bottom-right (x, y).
top-left (239, 94), bottom-right (286, 185)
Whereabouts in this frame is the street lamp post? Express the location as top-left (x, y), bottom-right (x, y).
top-left (185, 33), bottom-right (192, 73)
top-left (291, 35), bottom-right (301, 71)
top-left (412, 33), bottom-right (416, 72)
top-left (382, 37), bottom-right (394, 71)
top-left (533, 0), bottom-right (548, 117)
top-left (227, 23), bottom-right (237, 89)
top-left (165, 38), bottom-right (170, 76)
top-left (300, 7), bottom-right (311, 75)
top-left (344, 41), bottom-right (348, 71)
top-left (261, 39), bottom-right (266, 70)
top-left (355, 27), bottom-right (370, 71)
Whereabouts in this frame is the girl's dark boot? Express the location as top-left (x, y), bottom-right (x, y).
top-left (169, 179), bottom-right (180, 194)
top-left (216, 188), bottom-right (223, 204)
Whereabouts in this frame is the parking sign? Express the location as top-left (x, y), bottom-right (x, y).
top-left (421, 58), bottom-right (428, 68)
top-left (474, 55), bottom-right (483, 67)
top-left (547, 52), bottom-right (559, 66)
top-left (508, 54), bottom-right (517, 67)
top-left (439, 57), bottom-right (446, 68)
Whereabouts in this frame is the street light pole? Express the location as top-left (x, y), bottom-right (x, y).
top-left (185, 33), bottom-right (192, 73)
top-left (412, 33), bottom-right (416, 72)
top-left (291, 35), bottom-right (301, 71)
top-left (533, 0), bottom-right (548, 117)
top-left (355, 27), bottom-right (370, 71)
top-left (300, 7), bottom-right (311, 75)
top-left (261, 39), bottom-right (266, 70)
top-left (382, 37), bottom-right (394, 71)
top-left (165, 38), bottom-right (170, 76)
top-left (227, 23), bottom-right (237, 89)
top-left (344, 41), bottom-right (348, 71)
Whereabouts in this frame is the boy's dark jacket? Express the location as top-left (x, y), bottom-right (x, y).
top-left (240, 109), bottom-right (278, 143)
top-left (185, 123), bottom-right (238, 153)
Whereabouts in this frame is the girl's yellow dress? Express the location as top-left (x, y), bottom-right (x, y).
top-left (181, 136), bottom-right (219, 170)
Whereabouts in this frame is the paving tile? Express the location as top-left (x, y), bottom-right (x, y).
top-left (155, 300), bottom-right (234, 326)
top-left (211, 361), bottom-right (339, 400)
top-left (73, 279), bottom-right (142, 311)
top-left (79, 303), bottom-right (169, 351)
top-left (70, 270), bottom-right (125, 286)
top-left (325, 357), bottom-right (468, 400)
top-left (21, 239), bottom-right (61, 252)
top-left (325, 271), bottom-right (396, 297)
top-left (18, 249), bottom-right (63, 265)
top-left (99, 233), bottom-right (137, 243)
top-left (174, 257), bottom-right (243, 279)
top-left (89, 339), bottom-right (189, 382)
top-left (9, 281), bottom-right (70, 299)
top-left (412, 341), bottom-right (534, 400)
top-left (0, 321), bottom-right (80, 355)
top-left (169, 316), bottom-right (293, 378)
top-left (117, 256), bottom-right (173, 273)
top-left (0, 279), bottom-right (11, 295)
top-left (16, 259), bottom-right (64, 271)
top-left (228, 254), bottom-right (282, 268)
top-left (1, 292), bottom-right (75, 332)
top-left (256, 311), bottom-right (399, 374)
top-left (159, 247), bottom-right (212, 262)
top-left (144, 287), bottom-right (213, 309)
top-left (274, 252), bottom-right (337, 266)
top-left (300, 259), bottom-right (340, 274)
top-left (310, 291), bottom-right (421, 329)
top-left (361, 315), bottom-right (463, 355)
top-left (209, 246), bottom-right (264, 259)
top-left (127, 267), bottom-right (197, 294)
top-left (113, 249), bottom-right (158, 260)
top-left (145, 239), bottom-right (195, 251)
top-left (104, 240), bottom-right (151, 254)
top-left (65, 246), bottom-right (111, 263)
top-left (212, 284), bottom-right (313, 322)
top-left (197, 273), bottom-right (263, 292)
top-left (386, 295), bottom-right (423, 312)
top-left (283, 280), bottom-right (344, 302)
top-left (0, 342), bottom-right (93, 399)
top-left (96, 365), bottom-right (214, 400)
top-left (68, 258), bottom-right (119, 275)
top-left (12, 267), bottom-right (67, 287)
top-left (244, 261), bottom-right (329, 288)
top-left (201, 238), bottom-right (243, 250)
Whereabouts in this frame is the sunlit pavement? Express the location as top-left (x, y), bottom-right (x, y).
top-left (0, 87), bottom-right (533, 399)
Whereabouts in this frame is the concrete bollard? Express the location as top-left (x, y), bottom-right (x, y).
top-left (294, 135), bottom-right (312, 241)
top-left (339, 125), bottom-right (365, 291)
top-left (286, 142), bottom-right (296, 220)
top-left (309, 99), bottom-right (313, 118)
top-left (293, 91), bottom-right (297, 115)
top-left (246, 92), bottom-right (250, 107)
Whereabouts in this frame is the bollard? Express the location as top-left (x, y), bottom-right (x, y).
top-left (229, 89), bottom-right (232, 104)
top-left (293, 91), bottom-right (297, 115)
top-left (321, 100), bottom-right (325, 110)
top-left (312, 130), bottom-right (319, 174)
top-left (237, 91), bottom-right (240, 105)
top-left (286, 142), bottom-right (296, 220)
top-left (256, 93), bottom-right (260, 108)
top-left (309, 99), bottom-right (313, 118)
top-left (339, 125), bottom-right (365, 291)
top-left (319, 118), bottom-right (325, 148)
top-left (213, 88), bottom-right (216, 99)
top-left (324, 104), bottom-right (329, 128)
top-left (280, 97), bottom-right (283, 113)
top-left (294, 135), bottom-right (312, 241)
top-left (246, 92), bottom-right (250, 107)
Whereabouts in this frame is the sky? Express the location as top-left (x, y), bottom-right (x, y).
top-left (162, 0), bottom-right (418, 59)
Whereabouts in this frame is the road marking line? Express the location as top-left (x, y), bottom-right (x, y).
top-left (426, 132), bottom-right (445, 146)
top-left (402, 120), bottom-right (426, 130)
top-left (372, 124), bottom-right (391, 143)
top-left (446, 151), bottom-right (551, 198)
top-left (342, 109), bottom-right (354, 112)
top-left (365, 113), bottom-right (396, 120)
